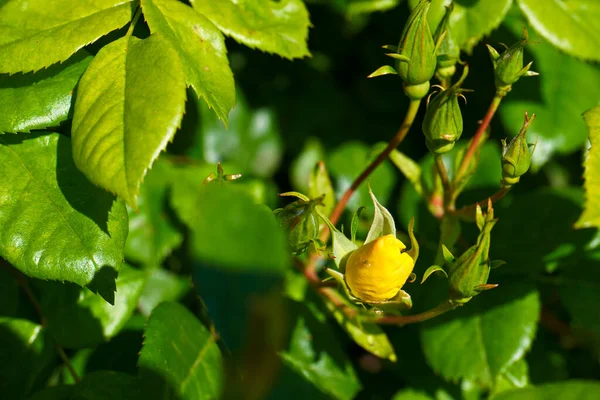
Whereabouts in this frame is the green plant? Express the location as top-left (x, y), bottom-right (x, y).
top-left (1, 0), bottom-right (600, 399)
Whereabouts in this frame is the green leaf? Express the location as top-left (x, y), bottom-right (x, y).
top-left (491, 380), bottom-right (600, 400)
top-left (325, 295), bottom-right (397, 362)
top-left (39, 264), bottom-right (146, 349)
top-left (72, 34), bottom-right (186, 208)
top-left (365, 186), bottom-right (396, 244)
top-left (28, 371), bottom-right (142, 400)
top-left (576, 106), bottom-right (600, 229)
top-left (0, 51), bottom-right (92, 133)
top-left (558, 259), bottom-right (600, 337)
top-left (138, 302), bottom-right (224, 400)
top-left (500, 17), bottom-right (600, 167)
top-left (492, 358), bottom-right (530, 396)
top-left (328, 141), bottom-right (396, 219)
top-left (138, 268), bottom-right (191, 317)
top-left (309, 161), bottom-right (336, 217)
top-left (141, 0), bottom-right (235, 124)
top-left (0, 133), bottom-right (128, 302)
top-left (389, 149), bottom-right (423, 196)
top-left (280, 300), bottom-right (362, 400)
top-left (188, 184), bottom-right (289, 274)
top-left (125, 160), bottom-right (183, 267)
top-left (0, 0), bottom-right (133, 74)
top-left (290, 137), bottom-right (326, 194)
top-left (0, 318), bottom-right (55, 399)
top-left (421, 283), bottom-right (540, 387)
top-left (186, 89), bottom-right (283, 178)
top-left (409, 0), bottom-right (513, 53)
top-left (190, 0), bottom-right (310, 59)
top-left (517, 0), bottom-right (600, 61)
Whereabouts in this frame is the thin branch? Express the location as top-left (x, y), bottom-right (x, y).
top-left (434, 155), bottom-right (451, 211)
top-left (453, 94), bottom-right (503, 188)
top-left (56, 345), bottom-right (81, 384)
top-left (375, 300), bottom-right (458, 325)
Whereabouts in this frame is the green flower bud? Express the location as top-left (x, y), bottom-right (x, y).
top-left (447, 201), bottom-right (499, 303)
top-left (501, 112), bottom-right (537, 186)
top-left (274, 194), bottom-right (322, 255)
top-left (422, 65), bottom-right (471, 154)
top-left (395, 0), bottom-right (436, 98)
top-left (433, 3), bottom-right (460, 84)
top-left (487, 27), bottom-right (538, 96)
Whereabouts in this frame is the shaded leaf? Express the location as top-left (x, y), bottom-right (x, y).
top-left (138, 302), bottom-right (224, 400)
top-left (0, 50), bottom-right (92, 133)
top-left (309, 161), bottom-right (336, 217)
top-left (0, 0), bottom-right (133, 74)
top-left (72, 34), bottom-right (186, 208)
top-left (389, 149), bottom-right (423, 196)
top-left (280, 299), bottom-right (362, 400)
top-left (517, 0), bottom-right (600, 61)
top-left (190, 0), bottom-right (310, 59)
top-left (141, 0), bottom-right (235, 124)
top-left (392, 388), bottom-right (434, 400)
top-left (290, 137), bottom-right (326, 194)
top-left (28, 371), bottom-right (142, 400)
top-left (576, 106), bottom-right (600, 229)
top-left (421, 283), bottom-right (540, 387)
top-left (39, 264), bottom-right (146, 349)
top-left (0, 318), bottom-right (55, 399)
top-left (492, 358), bottom-right (530, 396)
top-left (138, 268), bottom-right (191, 317)
top-left (491, 380), bottom-right (600, 400)
top-left (125, 160), bottom-right (183, 267)
top-left (0, 133), bottom-right (128, 302)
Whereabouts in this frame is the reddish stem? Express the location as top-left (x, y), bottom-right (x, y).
top-left (376, 300), bottom-right (458, 325)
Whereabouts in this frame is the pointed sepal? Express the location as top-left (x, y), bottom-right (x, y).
top-left (368, 65), bottom-right (398, 78)
top-left (421, 265), bottom-right (448, 284)
top-left (406, 217), bottom-right (419, 262)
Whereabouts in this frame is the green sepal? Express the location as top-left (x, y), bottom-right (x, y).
top-left (441, 244), bottom-right (455, 264)
top-left (475, 202), bottom-right (486, 231)
top-left (406, 217), bottom-right (419, 263)
top-left (368, 290), bottom-right (413, 315)
top-left (365, 185), bottom-right (396, 244)
top-left (326, 268), bottom-right (358, 302)
top-left (279, 191), bottom-right (310, 201)
top-left (382, 44), bottom-right (398, 52)
top-left (367, 65), bottom-right (398, 78)
top-left (385, 53), bottom-right (411, 62)
top-left (351, 206), bottom-right (366, 243)
top-left (421, 265), bottom-right (448, 284)
top-left (317, 210), bottom-right (358, 271)
top-left (490, 260), bottom-right (506, 269)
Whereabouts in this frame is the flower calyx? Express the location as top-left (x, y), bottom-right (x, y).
top-left (274, 192), bottom-right (323, 255)
top-left (422, 200), bottom-right (505, 304)
top-left (368, 0), bottom-right (437, 100)
top-left (487, 27), bottom-right (539, 96)
top-left (203, 162), bottom-right (242, 184)
top-left (422, 65), bottom-right (472, 154)
top-left (501, 112), bottom-right (537, 187)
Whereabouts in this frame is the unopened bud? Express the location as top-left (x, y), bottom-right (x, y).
top-left (274, 194), bottom-right (322, 255)
top-left (487, 27), bottom-right (538, 96)
top-left (433, 3), bottom-right (460, 84)
top-left (501, 112), bottom-right (537, 186)
top-left (422, 65), bottom-right (471, 154)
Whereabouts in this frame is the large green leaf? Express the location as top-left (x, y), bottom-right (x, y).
top-left (138, 302), bottom-right (224, 400)
top-left (576, 106), bottom-right (600, 229)
top-left (0, 0), bottom-right (133, 74)
top-left (409, 0), bottom-right (513, 53)
top-left (0, 51), bottom-right (92, 133)
top-left (280, 300), bottom-right (362, 400)
top-left (421, 283), bottom-right (540, 387)
top-left (491, 380), bottom-right (600, 400)
top-left (0, 318), bottom-right (55, 399)
top-left (188, 184), bottom-right (289, 274)
top-left (28, 371), bottom-right (142, 400)
top-left (500, 16), bottom-right (600, 167)
top-left (190, 0), bottom-right (310, 59)
top-left (141, 0), bottom-right (235, 124)
top-left (38, 264), bottom-right (146, 349)
top-left (124, 160), bottom-right (182, 268)
top-left (0, 133), bottom-right (128, 302)
top-left (517, 0), bottom-right (600, 61)
top-left (71, 34), bottom-right (186, 208)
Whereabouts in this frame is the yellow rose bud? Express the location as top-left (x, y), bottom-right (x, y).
top-left (345, 234), bottom-right (415, 303)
